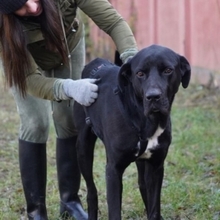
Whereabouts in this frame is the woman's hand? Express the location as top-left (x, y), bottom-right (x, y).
top-left (63, 78), bottom-right (98, 106)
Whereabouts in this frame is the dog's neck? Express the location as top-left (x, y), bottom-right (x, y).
top-left (139, 112), bottom-right (170, 141)
top-left (117, 85), bottom-right (170, 141)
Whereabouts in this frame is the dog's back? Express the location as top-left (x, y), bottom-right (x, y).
top-left (81, 57), bottom-right (119, 80)
top-left (75, 58), bottom-right (128, 141)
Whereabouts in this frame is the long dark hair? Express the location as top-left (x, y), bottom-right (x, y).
top-left (0, 0), bottom-right (68, 96)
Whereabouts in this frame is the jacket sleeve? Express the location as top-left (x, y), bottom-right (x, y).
top-left (75, 0), bottom-right (138, 56)
top-left (25, 53), bottom-right (59, 100)
top-left (1, 43), bottom-right (65, 101)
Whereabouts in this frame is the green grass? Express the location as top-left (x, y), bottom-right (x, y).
top-left (1, 78), bottom-right (220, 219)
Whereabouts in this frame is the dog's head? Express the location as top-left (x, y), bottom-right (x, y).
top-left (118, 44), bottom-right (191, 116)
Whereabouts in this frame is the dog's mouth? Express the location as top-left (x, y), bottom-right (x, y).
top-left (148, 106), bottom-right (161, 115)
top-left (150, 104), bottom-right (160, 112)
top-left (144, 99), bottom-right (169, 116)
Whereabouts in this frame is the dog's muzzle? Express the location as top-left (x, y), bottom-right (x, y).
top-left (144, 89), bottom-right (169, 116)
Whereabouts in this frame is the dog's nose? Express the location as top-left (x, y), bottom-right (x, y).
top-left (145, 89), bottom-right (162, 101)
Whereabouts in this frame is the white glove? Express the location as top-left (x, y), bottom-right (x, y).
top-left (120, 48), bottom-right (138, 63)
top-left (124, 56), bottom-right (133, 63)
top-left (63, 78), bottom-right (98, 106)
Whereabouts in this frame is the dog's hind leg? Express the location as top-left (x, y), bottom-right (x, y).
top-left (76, 126), bottom-right (98, 220)
top-left (136, 160), bottom-right (164, 220)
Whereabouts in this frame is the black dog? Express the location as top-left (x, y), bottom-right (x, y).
top-left (73, 44), bottom-right (191, 220)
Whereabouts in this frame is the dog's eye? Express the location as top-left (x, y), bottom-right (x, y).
top-left (136, 71), bottom-right (145, 78)
top-left (164, 68), bottom-right (173, 74)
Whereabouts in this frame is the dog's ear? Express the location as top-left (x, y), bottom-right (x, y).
top-left (118, 62), bottom-right (132, 88)
top-left (179, 55), bottom-right (191, 88)
top-left (114, 50), bottom-right (123, 67)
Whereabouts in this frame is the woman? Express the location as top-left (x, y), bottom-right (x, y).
top-left (0, 0), bottom-right (138, 219)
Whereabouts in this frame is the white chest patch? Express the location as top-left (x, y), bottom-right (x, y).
top-left (138, 126), bottom-right (164, 159)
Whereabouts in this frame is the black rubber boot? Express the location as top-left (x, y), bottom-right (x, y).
top-left (56, 136), bottom-right (88, 220)
top-left (19, 139), bottom-right (48, 220)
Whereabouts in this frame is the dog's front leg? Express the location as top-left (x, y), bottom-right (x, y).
top-left (143, 160), bottom-right (164, 220)
top-left (136, 160), bottom-right (148, 210)
top-left (136, 160), bottom-right (164, 220)
top-left (106, 162), bottom-right (127, 220)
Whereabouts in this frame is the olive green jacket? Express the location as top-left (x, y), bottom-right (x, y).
top-left (13, 0), bottom-right (138, 100)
